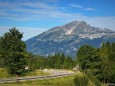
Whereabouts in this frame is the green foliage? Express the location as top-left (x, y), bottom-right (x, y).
top-left (26, 53), bottom-right (75, 70)
top-left (46, 53), bottom-right (75, 69)
top-left (63, 56), bottom-right (75, 69)
top-left (0, 28), bottom-right (27, 76)
top-left (74, 72), bottom-right (89, 86)
top-left (86, 70), bottom-right (101, 86)
top-left (0, 68), bottom-right (11, 78)
top-left (107, 43), bottom-right (115, 83)
top-left (77, 45), bottom-right (94, 70)
top-left (27, 53), bottom-right (46, 71)
top-left (98, 42), bottom-right (115, 83)
top-left (74, 71), bottom-right (101, 86)
top-left (76, 42), bottom-right (115, 84)
top-left (77, 44), bottom-right (101, 74)
top-left (109, 43), bottom-right (115, 61)
top-left (6, 53), bottom-right (27, 75)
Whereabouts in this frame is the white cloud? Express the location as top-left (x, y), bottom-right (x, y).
top-left (0, 1), bottom-right (68, 21)
top-left (0, 26), bottom-right (48, 40)
top-left (85, 16), bottom-right (115, 30)
top-left (84, 8), bottom-right (95, 11)
top-left (70, 4), bottom-right (83, 8)
top-left (0, 1), bottom-right (115, 34)
top-left (70, 4), bottom-right (95, 11)
top-left (58, 16), bottom-right (115, 31)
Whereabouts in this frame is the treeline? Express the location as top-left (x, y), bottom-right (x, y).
top-left (76, 42), bottom-right (115, 84)
top-left (27, 53), bottom-right (75, 70)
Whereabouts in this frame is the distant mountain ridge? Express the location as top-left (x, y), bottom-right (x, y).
top-left (26, 21), bottom-right (115, 57)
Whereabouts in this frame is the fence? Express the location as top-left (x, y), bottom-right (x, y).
top-left (0, 72), bottom-right (75, 83)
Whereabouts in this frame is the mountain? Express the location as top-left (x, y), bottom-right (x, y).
top-left (26, 21), bottom-right (115, 57)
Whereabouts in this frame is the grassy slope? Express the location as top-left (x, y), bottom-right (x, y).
top-left (0, 69), bottom-right (107, 86)
top-left (0, 68), bottom-right (49, 79)
top-left (0, 68), bottom-right (75, 86)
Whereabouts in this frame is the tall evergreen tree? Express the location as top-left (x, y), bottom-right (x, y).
top-left (108, 42), bottom-right (115, 83)
top-left (99, 42), bottom-right (111, 83)
top-left (77, 45), bottom-right (95, 71)
top-left (0, 28), bottom-right (27, 75)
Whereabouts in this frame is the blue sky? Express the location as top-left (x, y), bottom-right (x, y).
top-left (0, 0), bottom-right (115, 40)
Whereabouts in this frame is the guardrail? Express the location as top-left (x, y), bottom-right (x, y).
top-left (0, 72), bottom-right (75, 83)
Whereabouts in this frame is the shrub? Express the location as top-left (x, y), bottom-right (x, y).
top-left (88, 80), bottom-right (96, 86)
top-left (86, 70), bottom-right (101, 86)
top-left (73, 72), bottom-right (89, 86)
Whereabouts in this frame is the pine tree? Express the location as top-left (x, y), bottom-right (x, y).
top-left (77, 45), bottom-right (95, 71)
top-left (0, 28), bottom-right (27, 76)
top-left (99, 42), bottom-right (112, 83)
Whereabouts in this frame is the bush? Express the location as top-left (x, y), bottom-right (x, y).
top-left (88, 80), bottom-right (96, 86)
top-left (73, 72), bottom-right (89, 86)
top-left (86, 70), bottom-right (101, 86)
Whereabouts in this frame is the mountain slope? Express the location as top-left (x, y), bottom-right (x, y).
top-left (26, 21), bottom-right (115, 57)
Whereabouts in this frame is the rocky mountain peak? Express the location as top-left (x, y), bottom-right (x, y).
top-left (26, 20), bottom-right (115, 57)
top-left (65, 21), bottom-right (87, 26)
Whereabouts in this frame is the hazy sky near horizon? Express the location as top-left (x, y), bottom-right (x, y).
top-left (0, 0), bottom-right (115, 40)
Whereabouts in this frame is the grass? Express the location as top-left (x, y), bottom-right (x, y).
top-left (0, 68), bottom-right (75, 86)
top-left (0, 75), bottom-right (75, 86)
top-left (25, 69), bottom-right (50, 77)
top-left (0, 69), bottom-right (108, 86)
top-left (101, 83), bottom-right (108, 86)
top-left (0, 68), bottom-right (11, 78)
top-left (0, 68), bottom-right (49, 79)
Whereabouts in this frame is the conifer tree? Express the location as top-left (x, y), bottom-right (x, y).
top-left (0, 28), bottom-right (27, 75)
